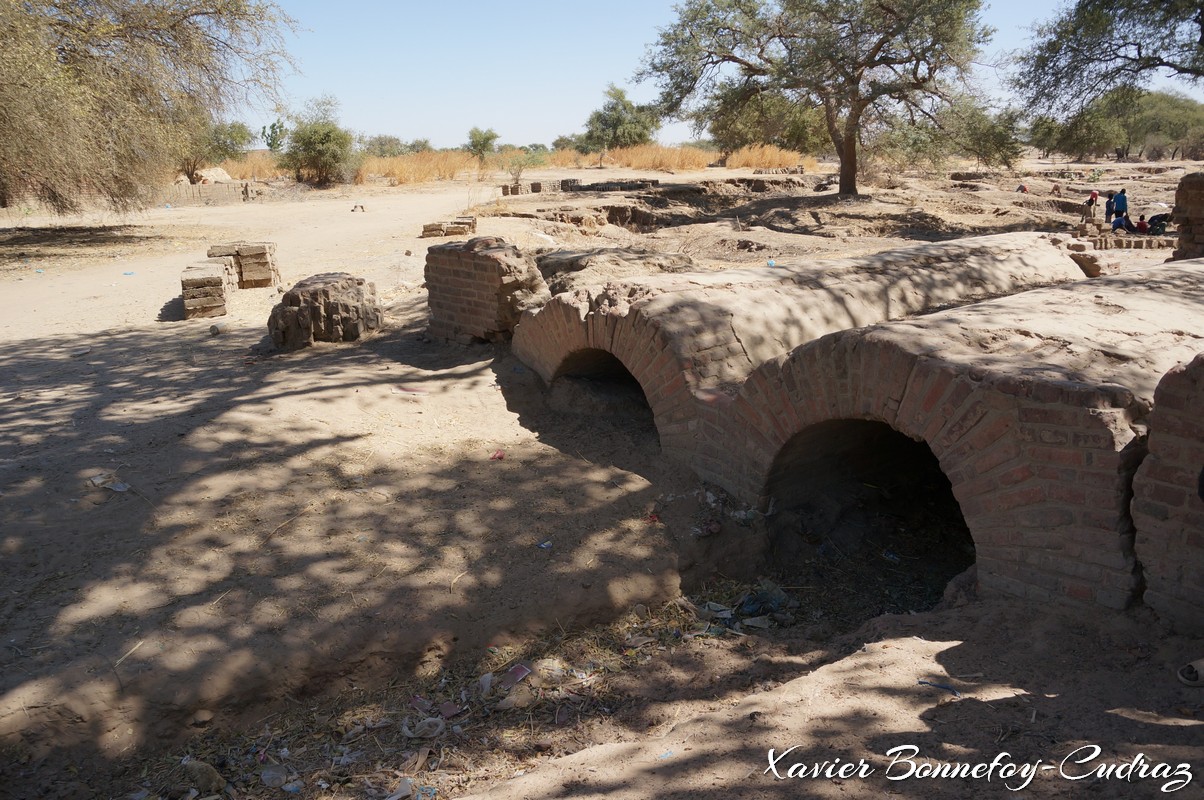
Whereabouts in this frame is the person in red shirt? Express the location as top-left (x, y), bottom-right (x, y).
top-left (1135, 214), bottom-right (1150, 233)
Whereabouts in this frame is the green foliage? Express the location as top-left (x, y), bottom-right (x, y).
top-left (694, 85), bottom-right (828, 156)
top-left (552, 134), bottom-right (589, 153)
top-left (176, 120), bottom-right (257, 183)
top-left (503, 149), bottom-right (546, 184)
top-left (639, 0), bottom-right (990, 194)
top-left (1022, 90), bottom-right (1204, 161)
top-left (581, 85), bottom-right (661, 164)
top-left (278, 96), bottom-right (356, 184)
top-left (946, 104), bottom-right (1024, 169)
top-left (0, 0), bottom-right (295, 212)
top-left (363, 134), bottom-right (406, 158)
top-left (1016, 1), bottom-right (1204, 114)
top-left (466, 127), bottom-right (500, 168)
top-left (261, 119), bottom-right (288, 153)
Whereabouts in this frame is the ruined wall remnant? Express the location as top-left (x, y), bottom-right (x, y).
top-left (268, 273), bottom-right (384, 350)
top-left (1133, 353), bottom-right (1204, 633)
top-left (207, 242), bottom-right (281, 289)
top-left (424, 237), bottom-right (551, 344)
top-left (1172, 171), bottom-right (1204, 261)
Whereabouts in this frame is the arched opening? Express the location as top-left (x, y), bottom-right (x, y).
top-left (765, 419), bottom-right (974, 629)
top-left (548, 349), bottom-right (657, 441)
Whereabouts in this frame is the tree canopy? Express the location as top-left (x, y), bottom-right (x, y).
top-left (581, 85), bottom-right (661, 165)
top-left (1016, 1), bottom-right (1204, 114)
top-left (0, 0), bottom-right (295, 211)
top-left (640, 0), bottom-right (990, 194)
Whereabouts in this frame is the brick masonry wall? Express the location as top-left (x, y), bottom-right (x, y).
top-left (425, 238), bottom-right (550, 344)
top-left (1132, 353), bottom-right (1204, 633)
top-left (1172, 171), bottom-right (1204, 261)
top-left (705, 328), bottom-right (1146, 610)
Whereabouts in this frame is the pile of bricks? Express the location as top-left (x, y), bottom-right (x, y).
top-left (1172, 171), bottom-right (1204, 260)
top-left (1083, 235), bottom-right (1177, 250)
top-left (420, 216), bottom-right (477, 238)
top-left (501, 180), bottom-right (563, 196)
top-left (753, 166), bottom-right (806, 175)
top-left (207, 242), bottom-right (281, 288)
top-left (180, 259), bottom-right (237, 319)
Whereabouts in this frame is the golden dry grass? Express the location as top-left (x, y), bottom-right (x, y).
top-left (217, 150), bottom-right (288, 180)
top-left (608, 144), bottom-right (714, 171)
top-left (356, 151), bottom-right (475, 185)
top-left (725, 144), bottom-right (813, 170)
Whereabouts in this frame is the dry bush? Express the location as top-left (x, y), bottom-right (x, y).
top-left (548, 149), bottom-right (587, 168)
top-left (725, 145), bottom-right (812, 169)
top-left (218, 150), bottom-right (288, 180)
top-left (355, 151), bottom-right (475, 185)
top-left (608, 144), bottom-right (713, 171)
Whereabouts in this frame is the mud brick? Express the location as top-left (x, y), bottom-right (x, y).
top-left (181, 263), bottom-right (226, 288)
top-left (184, 295), bottom-right (225, 310)
top-left (184, 303), bottom-right (226, 319)
top-left (236, 243), bottom-right (274, 256)
top-left (206, 244), bottom-right (241, 257)
top-left (183, 285), bottom-right (224, 299)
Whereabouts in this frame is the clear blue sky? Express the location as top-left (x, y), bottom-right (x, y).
top-left (255, 0), bottom-right (1203, 148)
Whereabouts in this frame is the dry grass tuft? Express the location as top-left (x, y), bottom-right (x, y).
top-left (357, 151), bottom-right (475, 185)
top-left (218, 150), bottom-right (288, 180)
top-left (608, 144), bottom-right (714, 171)
top-left (725, 145), bottom-right (813, 170)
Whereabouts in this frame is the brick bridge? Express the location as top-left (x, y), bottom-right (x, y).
top-left (428, 227), bottom-right (1204, 631)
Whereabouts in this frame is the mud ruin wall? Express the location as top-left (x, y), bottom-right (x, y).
top-left (424, 237), bottom-right (550, 344)
top-left (424, 230), bottom-right (1204, 619)
top-left (1132, 353), bottom-right (1204, 633)
top-left (1172, 171), bottom-right (1204, 261)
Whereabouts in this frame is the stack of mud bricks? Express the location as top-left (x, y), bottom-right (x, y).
top-left (207, 242), bottom-right (281, 288)
top-left (421, 216), bottom-right (477, 238)
top-left (1172, 171), bottom-right (1204, 260)
top-left (501, 180), bottom-right (564, 196)
top-left (1132, 353), bottom-right (1204, 634)
top-left (424, 237), bottom-right (549, 344)
top-left (180, 259), bottom-right (237, 319)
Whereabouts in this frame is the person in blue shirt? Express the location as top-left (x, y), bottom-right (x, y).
top-left (1114, 188), bottom-right (1129, 216)
top-left (1105, 191), bottom-right (1116, 222)
top-left (1111, 212), bottom-right (1135, 232)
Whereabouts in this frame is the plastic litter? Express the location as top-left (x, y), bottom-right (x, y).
top-left (498, 663), bottom-right (531, 690)
top-left (917, 679), bottom-right (962, 697)
top-left (400, 716), bottom-right (445, 738)
top-left (281, 780), bottom-right (304, 793)
top-left (490, 449), bottom-right (505, 460)
top-left (536, 540), bottom-right (552, 549)
top-left (259, 764), bottom-right (288, 788)
top-left (122, 271), bottom-right (135, 276)
top-left (766, 259), bottom-right (776, 267)
top-left (385, 777), bottom-right (413, 800)
top-left (657, 751), bottom-right (674, 760)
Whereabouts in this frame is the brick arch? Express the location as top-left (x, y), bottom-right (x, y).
top-left (512, 294), bottom-right (702, 460)
top-left (704, 326), bottom-right (1143, 608)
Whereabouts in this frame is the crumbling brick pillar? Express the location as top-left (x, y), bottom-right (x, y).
top-left (1132, 353), bottom-right (1204, 633)
top-left (1171, 172), bottom-right (1204, 261)
top-left (424, 237), bottom-right (550, 344)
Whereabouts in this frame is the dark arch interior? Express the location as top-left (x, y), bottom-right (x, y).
top-left (765, 419), bottom-right (975, 627)
top-left (548, 349), bottom-right (656, 438)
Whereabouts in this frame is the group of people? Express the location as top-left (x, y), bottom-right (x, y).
top-left (1081, 187), bottom-right (1172, 234)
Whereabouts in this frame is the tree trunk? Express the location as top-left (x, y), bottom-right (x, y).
top-left (837, 122), bottom-right (859, 195)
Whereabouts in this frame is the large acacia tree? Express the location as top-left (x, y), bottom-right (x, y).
top-left (640, 0), bottom-right (990, 194)
top-left (0, 0), bottom-right (295, 211)
top-left (1016, 1), bottom-right (1204, 114)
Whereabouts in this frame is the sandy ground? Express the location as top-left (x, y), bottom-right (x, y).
top-left (1, 164), bottom-right (1201, 799)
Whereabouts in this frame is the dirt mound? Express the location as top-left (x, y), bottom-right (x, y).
top-left (536, 247), bottom-right (695, 294)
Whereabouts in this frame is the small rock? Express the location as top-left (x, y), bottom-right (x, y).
top-left (189, 709), bottom-right (214, 727)
top-left (184, 760), bottom-right (226, 792)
